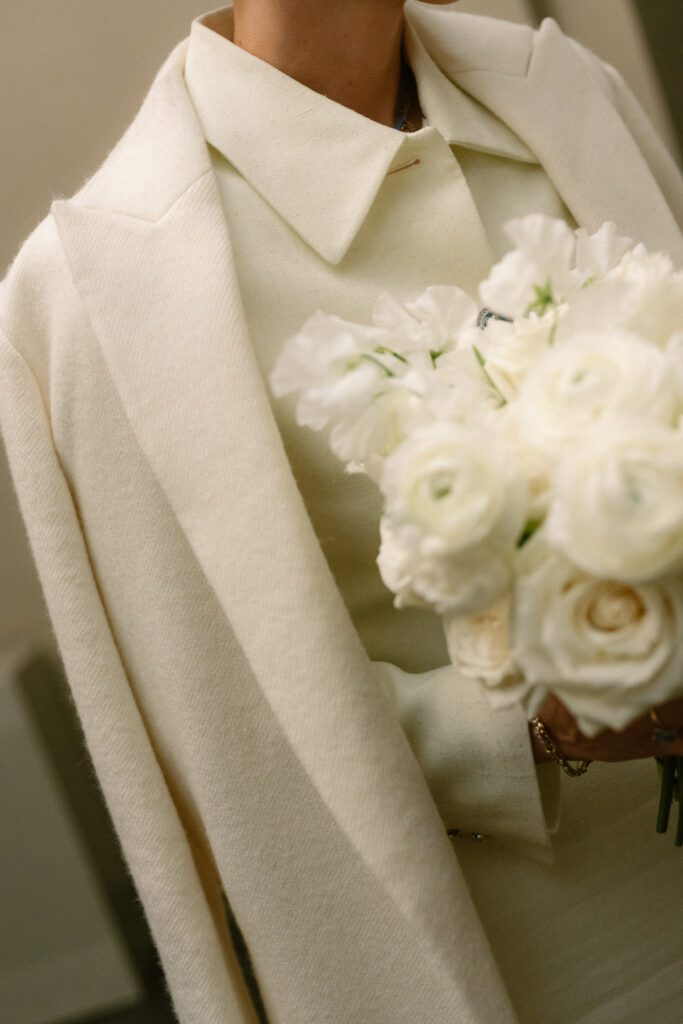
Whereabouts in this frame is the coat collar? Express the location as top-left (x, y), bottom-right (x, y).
top-left (51, 7), bottom-right (680, 1007)
top-left (418, 9), bottom-right (682, 260)
top-left (65, 4), bottom-right (682, 259)
top-left (182, 7), bottom-right (536, 264)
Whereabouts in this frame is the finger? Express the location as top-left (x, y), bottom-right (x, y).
top-left (537, 695), bottom-right (683, 763)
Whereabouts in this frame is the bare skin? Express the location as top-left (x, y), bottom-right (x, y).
top-left (232, 0), bottom-right (454, 127)
top-left (530, 694), bottom-right (683, 765)
top-left (228, 0), bottom-right (683, 769)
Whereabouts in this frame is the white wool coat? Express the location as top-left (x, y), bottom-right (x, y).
top-left (1, 5), bottom-right (681, 1022)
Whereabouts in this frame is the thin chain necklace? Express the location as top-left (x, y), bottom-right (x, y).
top-left (393, 55), bottom-right (423, 133)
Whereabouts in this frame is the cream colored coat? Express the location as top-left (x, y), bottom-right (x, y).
top-left (1, 6), bottom-right (682, 1023)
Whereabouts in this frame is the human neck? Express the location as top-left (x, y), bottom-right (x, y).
top-left (232, 0), bottom-right (406, 127)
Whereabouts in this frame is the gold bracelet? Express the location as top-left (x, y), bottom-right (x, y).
top-left (531, 715), bottom-right (592, 777)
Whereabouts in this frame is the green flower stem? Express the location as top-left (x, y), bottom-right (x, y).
top-left (471, 345), bottom-right (507, 406)
top-left (676, 758), bottom-right (683, 847)
top-left (373, 345), bottom-right (408, 364)
top-left (517, 519), bottom-right (542, 548)
top-left (656, 755), bottom-right (677, 834)
top-left (360, 353), bottom-right (395, 377)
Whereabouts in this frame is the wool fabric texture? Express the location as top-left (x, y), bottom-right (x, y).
top-left (1, 4), bottom-right (682, 1023)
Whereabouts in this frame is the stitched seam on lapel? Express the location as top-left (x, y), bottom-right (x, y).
top-left (54, 167), bottom-right (215, 225)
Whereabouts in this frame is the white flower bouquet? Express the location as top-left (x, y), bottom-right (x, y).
top-left (270, 214), bottom-right (683, 836)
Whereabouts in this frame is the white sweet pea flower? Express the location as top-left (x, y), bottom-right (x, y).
top-left (329, 346), bottom-right (503, 477)
top-left (513, 329), bottom-right (677, 457)
top-left (377, 519), bottom-right (513, 615)
top-left (380, 422), bottom-right (527, 552)
top-left (370, 292), bottom-right (422, 340)
top-left (270, 311), bottom-right (393, 430)
top-left (329, 371), bottom-right (431, 473)
top-left (479, 214), bottom-right (582, 318)
top-left (511, 536), bottom-right (683, 736)
top-left (372, 286), bottom-right (478, 357)
top-left (546, 417), bottom-right (683, 581)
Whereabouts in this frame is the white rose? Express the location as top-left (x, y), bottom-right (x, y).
top-left (513, 329), bottom-right (677, 457)
top-left (547, 417), bottom-right (683, 581)
top-left (380, 423), bottom-right (527, 551)
top-left (511, 537), bottom-right (683, 735)
top-left (442, 596), bottom-right (514, 685)
top-left (377, 520), bottom-right (513, 615)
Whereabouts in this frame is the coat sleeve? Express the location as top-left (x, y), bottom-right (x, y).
top-left (374, 660), bottom-right (560, 849)
top-left (0, 221), bottom-right (259, 1024)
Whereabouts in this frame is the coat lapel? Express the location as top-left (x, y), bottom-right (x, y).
top-left (408, 7), bottom-right (682, 260)
top-left (52, 38), bottom-right (516, 1014)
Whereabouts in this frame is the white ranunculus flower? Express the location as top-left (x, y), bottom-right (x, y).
top-left (460, 310), bottom-right (559, 402)
top-left (442, 596), bottom-right (514, 684)
top-left (547, 417), bottom-right (683, 581)
top-left (574, 221), bottom-right (634, 279)
top-left (557, 250), bottom-right (683, 352)
top-left (495, 405), bottom-right (553, 522)
top-left (377, 520), bottom-right (513, 615)
top-left (555, 276), bottom-right (641, 341)
top-left (421, 347), bottom-right (505, 426)
top-left (513, 329), bottom-right (677, 457)
top-left (511, 536), bottom-right (683, 735)
top-left (372, 286), bottom-right (478, 357)
top-left (607, 245), bottom-right (673, 282)
top-left (603, 248), bottom-right (683, 349)
top-left (479, 214), bottom-right (582, 318)
top-left (380, 422), bottom-right (527, 551)
top-left (666, 332), bottom-right (683, 423)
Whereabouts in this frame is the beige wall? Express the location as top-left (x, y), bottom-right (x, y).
top-left (1, 0), bottom-right (207, 277)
